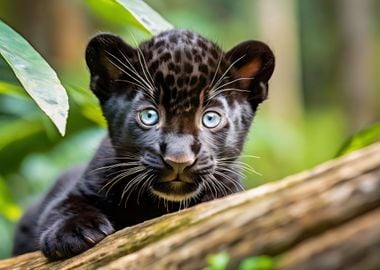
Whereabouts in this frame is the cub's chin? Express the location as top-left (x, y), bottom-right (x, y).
top-left (150, 181), bottom-right (202, 202)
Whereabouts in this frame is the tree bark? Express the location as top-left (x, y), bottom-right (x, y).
top-left (1, 143), bottom-right (380, 270)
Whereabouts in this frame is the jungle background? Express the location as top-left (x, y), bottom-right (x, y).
top-left (0, 0), bottom-right (379, 259)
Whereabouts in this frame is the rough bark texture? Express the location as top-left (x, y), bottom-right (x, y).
top-left (1, 143), bottom-right (380, 270)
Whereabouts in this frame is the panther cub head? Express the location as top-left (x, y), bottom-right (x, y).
top-left (86, 29), bottom-right (274, 202)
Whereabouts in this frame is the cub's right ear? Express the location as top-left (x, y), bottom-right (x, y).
top-left (85, 33), bottom-right (136, 101)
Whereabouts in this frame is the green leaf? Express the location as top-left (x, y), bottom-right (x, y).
top-left (239, 256), bottom-right (277, 270)
top-left (86, 0), bottom-right (173, 35)
top-left (0, 20), bottom-right (68, 135)
top-left (336, 122), bottom-right (380, 157)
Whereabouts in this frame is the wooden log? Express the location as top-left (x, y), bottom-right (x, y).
top-left (1, 142), bottom-right (380, 270)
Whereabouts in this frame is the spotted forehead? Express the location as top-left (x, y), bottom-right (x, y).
top-left (139, 30), bottom-right (227, 115)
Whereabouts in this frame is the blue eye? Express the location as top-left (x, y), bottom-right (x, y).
top-left (202, 111), bottom-right (221, 128)
top-left (139, 109), bottom-right (159, 126)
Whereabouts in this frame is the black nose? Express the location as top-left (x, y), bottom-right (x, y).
top-left (164, 155), bottom-right (195, 174)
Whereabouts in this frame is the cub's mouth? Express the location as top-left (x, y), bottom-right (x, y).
top-left (150, 179), bottom-right (201, 202)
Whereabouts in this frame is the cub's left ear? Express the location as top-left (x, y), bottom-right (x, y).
top-left (85, 33), bottom-right (136, 102)
top-left (226, 40), bottom-right (275, 102)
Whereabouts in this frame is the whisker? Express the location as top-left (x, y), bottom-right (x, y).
top-left (102, 167), bottom-right (144, 194)
top-left (105, 51), bottom-right (156, 103)
top-left (90, 162), bottom-right (141, 173)
top-left (136, 47), bottom-right (156, 93)
top-left (216, 165), bottom-right (245, 178)
top-left (214, 170), bottom-right (244, 192)
top-left (208, 88), bottom-right (250, 100)
top-left (99, 166), bottom-right (145, 196)
top-left (137, 49), bottom-right (154, 88)
top-left (120, 171), bottom-right (146, 206)
top-left (137, 172), bottom-right (155, 204)
top-left (209, 52), bottom-right (223, 90)
top-left (104, 55), bottom-right (156, 103)
top-left (122, 170), bottom-right (151, 206)
top-left (104, 53), bottom-right (141, 85)
top-left (202, 175), bottom-right (220, 198)
top-left (210, 54), bottom-right (246, 95)
top-left (212, 77), bottom-right (253, 93)
top-left (217, 161), bottom-right (261, 176)
top-left (217, 155), bottom-right (260, 160)
top-left (209, 174), bottom-right (230, 197)
top-left (118, 50), bottom-right (157, 102)
top-left (96, 155), bottom-right (140, 161)
top-left (115, 79), bottom-right (152, 94)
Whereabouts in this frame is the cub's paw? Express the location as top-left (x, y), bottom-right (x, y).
top-left (40, 214), bottom-right (114, 260)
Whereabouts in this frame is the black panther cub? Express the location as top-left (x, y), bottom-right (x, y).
top-left (12, 29), bottom-right (274, 259)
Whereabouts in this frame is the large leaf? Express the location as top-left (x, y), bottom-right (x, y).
top-left (336, 122), bottom-right (380, 156)
top-left (86, 0), bottom-right (173, 35)
top-left (0, 20), bottom-right (68, 135)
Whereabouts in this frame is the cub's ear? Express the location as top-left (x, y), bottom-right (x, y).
top-left (226, 40), bottom-right (275, 104)
top-left (85, 33), bottom-right (136, 101)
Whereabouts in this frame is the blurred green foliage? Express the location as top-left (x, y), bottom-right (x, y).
top-left (238, 256), bottom-right (277, 270)
top-left (337, 122), bottom-right (380, 157)
top-left (0, 176), bottom-right (21, 222)
top-left (0, 0), bottom-right (379, 260)
top-left (204, 252), bottom-right (277, 270)
top-left (205, 252), bottom-right (230, 270)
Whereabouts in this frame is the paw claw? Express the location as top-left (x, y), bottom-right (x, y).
top-left (83, 235), bottom-right (96, 245)
top-left (99, 228), bottom-right (109, 236)
top-left (40, 214), bottom-right (114, 259)
top-left (55, 250), bottom-right (64, 258)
